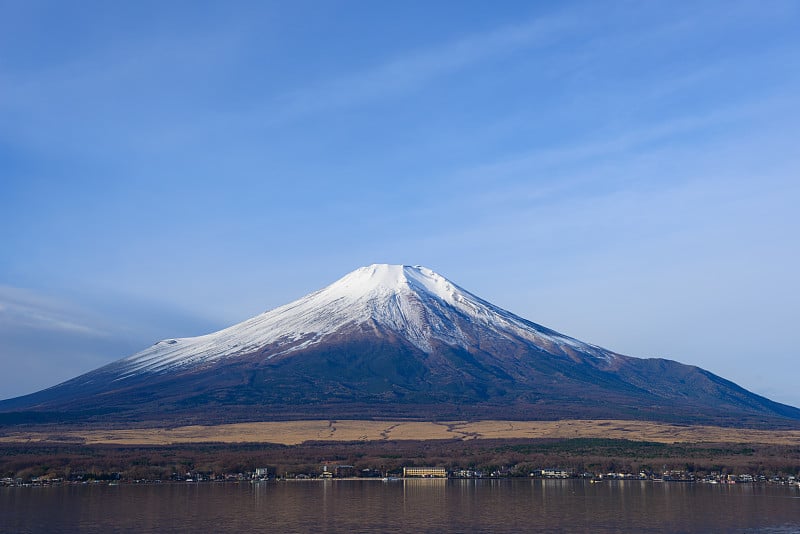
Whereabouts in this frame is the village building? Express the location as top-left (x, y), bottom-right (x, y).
top-left (402, 467), bottom-right (447, 478)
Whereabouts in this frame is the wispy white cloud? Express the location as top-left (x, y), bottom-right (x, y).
top-left (0, 285), bottom-right (227, 400)
top-left (265, 11), bottom-right (587, 123)
top-left (437, 81), bottom-right (799, 208)
top-left (0, 285), bottom-right (104, 336)
top-left (262, 1), bottom-right (796, 125)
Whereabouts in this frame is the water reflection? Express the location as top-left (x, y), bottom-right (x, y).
top-left (2, 480), bottom-right (799, 533)
top-left (402, 478), bottom-right (446, 515)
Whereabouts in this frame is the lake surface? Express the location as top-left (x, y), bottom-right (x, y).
top-left (3, 479), bottom-right (800, 533)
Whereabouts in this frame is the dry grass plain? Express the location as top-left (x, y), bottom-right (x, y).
top-left (2, 419), bottom-right (800, 446)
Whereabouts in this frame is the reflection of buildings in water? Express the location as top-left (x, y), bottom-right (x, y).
top-left (321, 476), bottom-right (329, 520)
top-left (452, 478), bottom-right (480, 497)
top-left (402, 478), bottom-right (447, 513)
top-left (450, 478), bottom-right (506, 507)
top-left (251, 478), bottom-right (276, 499)
top-left (534, 477), bottom-right (579, 517)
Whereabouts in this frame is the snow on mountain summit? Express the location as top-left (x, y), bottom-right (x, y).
top-left (115, 264), bottom-right (612, 379)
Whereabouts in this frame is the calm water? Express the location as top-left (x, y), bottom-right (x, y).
top-left (3, 479), bottom-right (800, 533)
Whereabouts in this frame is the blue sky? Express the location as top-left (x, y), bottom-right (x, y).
top-left (1, 1), bottom-right (799, 406)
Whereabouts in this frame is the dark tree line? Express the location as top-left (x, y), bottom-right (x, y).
top-left (2, 438), bottom-right (799, 481)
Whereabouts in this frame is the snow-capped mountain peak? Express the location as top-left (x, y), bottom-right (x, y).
top-left (115, 264), bottom-right (610, 378)
top-left (327, 264), bottom-right (458, 302)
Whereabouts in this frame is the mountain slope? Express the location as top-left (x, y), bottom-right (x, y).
top-left (2, 264), bottom-right (799, 428)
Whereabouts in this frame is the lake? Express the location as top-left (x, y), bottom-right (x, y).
top-left (3, 479), bottom-right (800, 532)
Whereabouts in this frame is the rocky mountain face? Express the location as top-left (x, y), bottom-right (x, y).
top-left (2, 264), bottom-right (798, 428)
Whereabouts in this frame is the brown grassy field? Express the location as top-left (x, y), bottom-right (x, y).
top-left (3, 419), bottom-right (800, 446)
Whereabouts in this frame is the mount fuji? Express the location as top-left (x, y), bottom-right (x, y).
top-left (2, 264), bottom-right (799, 427)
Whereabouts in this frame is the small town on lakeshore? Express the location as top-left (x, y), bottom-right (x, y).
top-left (3, 433), bottom-right (800, 490)
top-left (4, 463), bottom-right (800, 489)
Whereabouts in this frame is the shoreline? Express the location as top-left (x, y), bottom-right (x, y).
top-left (4, 477), bottom-right (800, 489)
